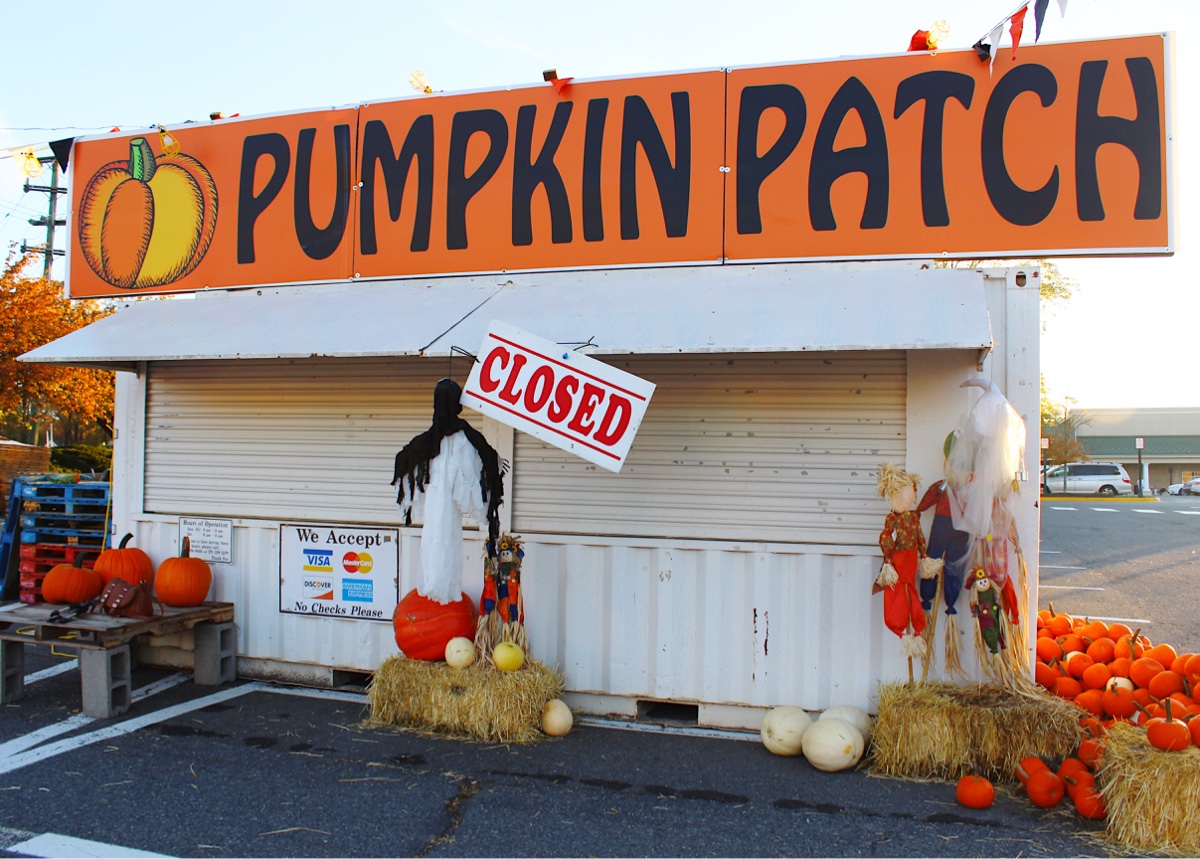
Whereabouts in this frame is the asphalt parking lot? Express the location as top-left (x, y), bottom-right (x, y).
top-left (1, 647), bottom-right (1113, 859)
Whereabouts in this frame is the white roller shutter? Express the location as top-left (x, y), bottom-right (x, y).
top-left (144, 358), bottom-right (462, 524)
top-left (512, 351), bottom-right (906, 545)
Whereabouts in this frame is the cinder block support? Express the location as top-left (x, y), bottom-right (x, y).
top-left (80, 646), bottom-right (131, 718)
top-left (194, 622), bottom-right (237, 686)
top-left (1, 639), bottom-right (25, 704)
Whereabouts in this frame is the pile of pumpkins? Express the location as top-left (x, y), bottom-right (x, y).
top-left (40, 533), bottom-right (213, 608)
top-left (759, 704), bottom-right (872, 772)
top-left (954, 749), bottom-right (1108, 818)
top-left (1034, 607), bottom-right (1200, 752)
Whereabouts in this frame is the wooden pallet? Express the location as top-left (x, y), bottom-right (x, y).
top-left (0, 601), bottom-right (235, 649)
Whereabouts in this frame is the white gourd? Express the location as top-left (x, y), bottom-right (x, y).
top-left (760, 706), bottom-right (813, 756)
top-left (801, 717), bottom-right (865, 772)
top-left (818, 705), bottom-right (873, 743)
top-left (444, 637), bottom-right (476, 669)
top-left (541, 699), bottom-right (574, 736)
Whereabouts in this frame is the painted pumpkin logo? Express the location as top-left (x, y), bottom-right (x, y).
top-left (78, 137), bottom-right (217, 289)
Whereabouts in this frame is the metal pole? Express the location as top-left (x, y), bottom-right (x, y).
top-left (44, 161), bottom-right (60, 279)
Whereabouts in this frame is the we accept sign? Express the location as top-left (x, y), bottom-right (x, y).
top-left (279, 524), bottom-right (398, 620)
top-left (66, 35), bottom-right (1172, 298)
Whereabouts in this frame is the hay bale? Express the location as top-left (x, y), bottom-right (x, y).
top-left (365, 655), bottom-right (565, 743)
top-left (870, 681), bottom-right (1082, 782)
top-left (1098, 723), bottom-right (1200, 855)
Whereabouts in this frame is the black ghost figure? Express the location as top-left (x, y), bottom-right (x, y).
top-left (391, 379), bottom-right (506, 603)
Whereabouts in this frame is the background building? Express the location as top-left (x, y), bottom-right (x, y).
top-left (1073, 408), bottom-right (1200, 491)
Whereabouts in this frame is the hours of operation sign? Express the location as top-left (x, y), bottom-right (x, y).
top-left (279, 524), bottom-right (399, 621)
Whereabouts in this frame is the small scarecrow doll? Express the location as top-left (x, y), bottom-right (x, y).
top-left (914, 432), bottom-right (972, 676)
top-left (391, 378), bottom-right (507, 605)
top-left (874, 463), bottom-right (928, 676)
top-left (476, 533), bottom-right (527, 654)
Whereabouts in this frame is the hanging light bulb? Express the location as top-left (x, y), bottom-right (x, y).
top-left (19, 147), bottom-right (42, 179)
top-left (409, 70), bottom-right (432, 94)
top-left (927, 20), bottom-right (950, 50)
top-left (158, 125), bottom-right (181, 155)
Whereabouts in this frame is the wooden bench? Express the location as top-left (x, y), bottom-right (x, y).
top-left (0, 601), bottom-right (236, 717)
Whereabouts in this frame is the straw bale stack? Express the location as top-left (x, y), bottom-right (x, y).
top-left (1096, 723), bottom-right (1200, 856)
top-left (870, 681), bottom-right (1082, 781)
top-left (366, 655), bottom-right (565, 743)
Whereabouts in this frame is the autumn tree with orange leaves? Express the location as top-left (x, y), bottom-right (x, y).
top-left (0, 254), bottom-right (115, 446)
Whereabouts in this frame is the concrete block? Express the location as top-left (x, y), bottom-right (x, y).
top-left (1, 639), bottom-right (25, 704)
top-left (80, 646), bottom-right (131, 718)
top-left (194, 622), bottom-right (237, 686)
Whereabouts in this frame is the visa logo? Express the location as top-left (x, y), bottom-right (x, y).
top-left (303, 549), bottom-right (333, 571)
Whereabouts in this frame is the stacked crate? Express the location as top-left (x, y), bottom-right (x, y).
top-left (16, 480), bottom-right (109, 604)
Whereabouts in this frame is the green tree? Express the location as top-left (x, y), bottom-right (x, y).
top-left (1040, 389), bottom-right (1091, 492)
top-left (0, 253), bottom-right (115, 445)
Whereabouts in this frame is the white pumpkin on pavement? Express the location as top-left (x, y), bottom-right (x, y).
top-left (801, 717), bottom-right (866, 772)
top-left (760, 706), bottom-right (813, 757)
top-left (817, 705), bottom-right (873, 743)
top-left (542, 699), bottom-right (574, 736)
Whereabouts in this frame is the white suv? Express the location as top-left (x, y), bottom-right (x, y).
top-left (1041, 462), bottom-right (1134, 496)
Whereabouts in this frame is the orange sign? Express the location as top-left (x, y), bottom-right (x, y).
top-left (66, 35), bottom-right (1170, 298)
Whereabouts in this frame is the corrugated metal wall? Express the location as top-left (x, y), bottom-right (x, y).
top-left (514, 352), bottom-right (906, 544)
top-left (143, 358), bottom-right (467, 523)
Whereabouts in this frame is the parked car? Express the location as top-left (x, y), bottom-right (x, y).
top-left (1041, 462), bottom-right (1134, 496)
top-left (1164, 483), bottom-right (1185, 496)
top-left (1181, 478), bottom-right (1200, 496)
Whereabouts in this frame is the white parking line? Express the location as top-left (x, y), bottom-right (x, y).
top-left (1090, 508), bottom-right (1118, 513)
top-left (1041, 565), bottom-right (1087, 570)
top-left (1049, 507), bottom-right (1078, 511)
top-left (6, 833), bottom-right (172, 858)
top-left (25, 660), bottom-right (79, 683)
top-left (1176, 511), bottom-right (1200, 515)
top-left (1133, 509), bottom-right (1165, 514)
top-left (1040, 585), bottom-right (1104, 591)
top-left (0, 683), bottom-right (368, 776)
top-left (0, 674), bottom-right (191, 760)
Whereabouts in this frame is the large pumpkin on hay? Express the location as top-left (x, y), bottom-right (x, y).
top-left (393, 589), bottom-right (476, 661)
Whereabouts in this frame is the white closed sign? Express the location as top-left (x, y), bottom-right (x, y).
top-left (462, 320), bottom-right (655, 472)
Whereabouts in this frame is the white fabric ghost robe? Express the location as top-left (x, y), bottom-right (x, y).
top-left (397, 431), bottom-right (490, 604)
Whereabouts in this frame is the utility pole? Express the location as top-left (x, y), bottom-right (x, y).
top-left (22, 156), bottom-right (66, 279)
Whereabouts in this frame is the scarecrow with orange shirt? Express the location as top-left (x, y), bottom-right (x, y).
top-left (873, 463), bottom-right (928, 664)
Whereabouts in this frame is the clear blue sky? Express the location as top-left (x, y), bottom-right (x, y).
top-left (1, 0), bottom-right (1194, 409)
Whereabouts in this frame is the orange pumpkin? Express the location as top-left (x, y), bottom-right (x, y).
top-left (1073, 783), bottom-right (1107, 819)
top-left (1016, 756), bottom-right (1048, 786)
top-left (1146, 700), bottom-right (1191, 751)
top-left (41, 551), bottom-right (102, 605)
top-left (392, 589), bottom-right (476, 661)
top-left (155, 537), bottom-right (212, 607)
top-left (1026, 768), bottom-right (1066, 808)
top-left (94, 533), bottom-right (154, 586)
top-left (1190, 715), bottom-right (1200, 748)
top-left (955, 774), bottom-right (995, 809)
top-left (77, 136), bottom-right (217, 289)
top-left (1128, 656), bottom-right (1165, 689)
top-left (1077, 736), bottom-right (1104, 768)
top-left (1101, 684), bottom-right (1137, 719)
top-left (1147, 669), bottom-right (1185, 700)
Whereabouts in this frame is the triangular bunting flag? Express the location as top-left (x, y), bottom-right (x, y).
top-left (1057, 0), bottom-right (1069, 16)
top-left (1009, 5), bottom-right (1028, 60)
top-left (973, 40), bottom-right (992, 61)
top-left (48, 137), bottom-right (73, 172)
top-left (1034, 0), bottom-right (1049, 41)
top-left (988, 22), bottom-right (1005, 74)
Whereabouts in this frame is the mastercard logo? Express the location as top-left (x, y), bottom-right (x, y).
top-left (342, 551), bottom-right (374, 574)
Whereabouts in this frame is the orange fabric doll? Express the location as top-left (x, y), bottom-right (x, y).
top-left (873, 463), bottom-right (927, 656)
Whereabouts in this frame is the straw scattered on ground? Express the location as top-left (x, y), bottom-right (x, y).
top-left (1097, 722), bottom-right (1200, 856)
top-left (870, 680), bottom-right (1082, 782)
top-left (365, 655), bottom-right (564, 744)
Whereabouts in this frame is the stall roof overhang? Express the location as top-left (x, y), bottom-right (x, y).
top-left (22, 263), bottom-right (993, 372)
